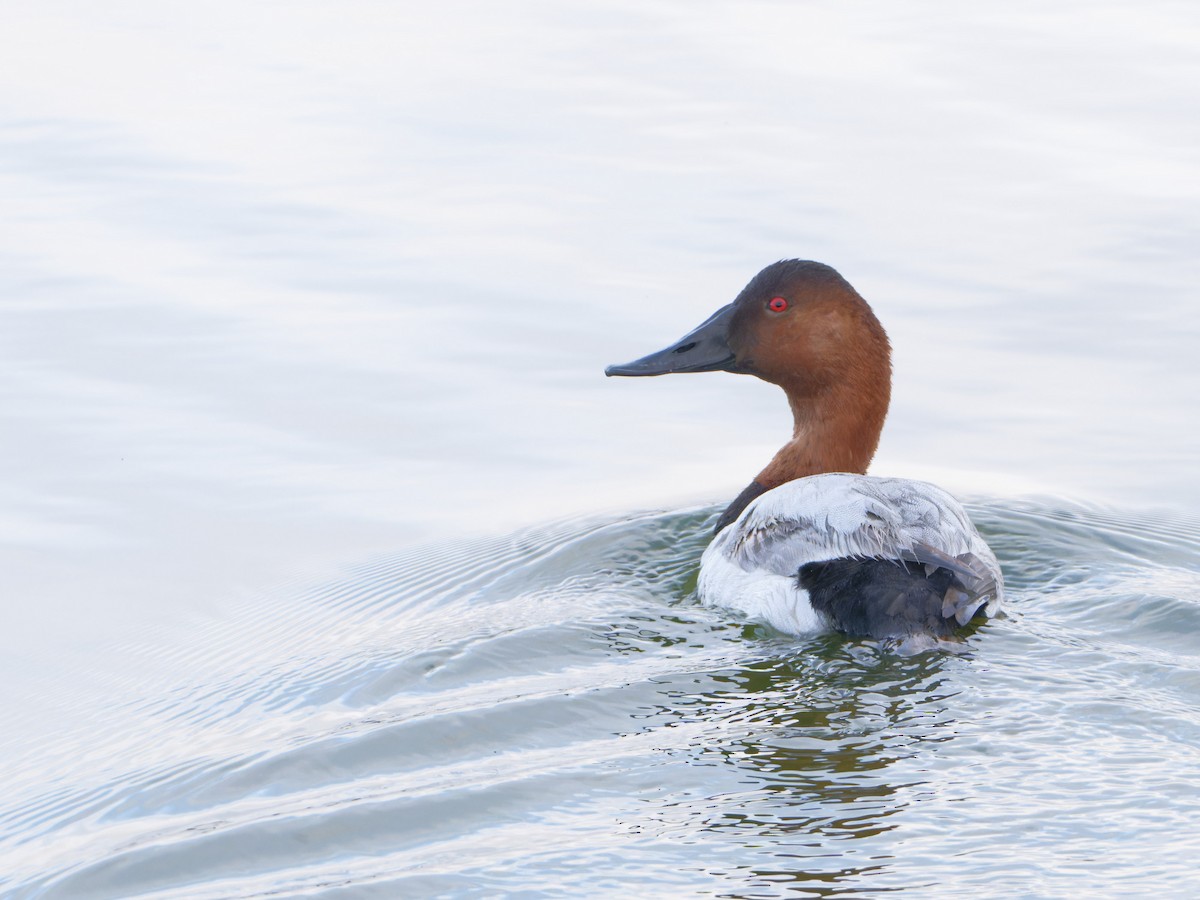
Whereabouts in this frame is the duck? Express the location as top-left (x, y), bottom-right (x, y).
top-left (606, 259), bottom-right (1002, 648)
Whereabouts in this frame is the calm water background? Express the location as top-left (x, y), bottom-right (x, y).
top-left (2, 1), bottom-right (1199, 897)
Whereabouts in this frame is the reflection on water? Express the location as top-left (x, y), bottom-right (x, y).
top-left (4, 500), bottom-right (1198, 896)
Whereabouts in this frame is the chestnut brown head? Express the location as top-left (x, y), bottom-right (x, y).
top-left (606, 260), bottom-right (890, 404)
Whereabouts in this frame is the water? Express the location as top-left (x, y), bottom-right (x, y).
top-left (2, 1), bottom-right (1199, 896)
top-left (6, 503), bottom-right (1200, 896)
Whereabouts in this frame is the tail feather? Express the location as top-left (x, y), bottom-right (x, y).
top-left (798, 556), bottom-right (994, 640)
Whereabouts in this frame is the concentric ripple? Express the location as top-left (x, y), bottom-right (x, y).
top-left (3, 499), bottom-right (1199, 898)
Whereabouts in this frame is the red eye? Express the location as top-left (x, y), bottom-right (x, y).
top-left (768, 296), bottom-right (788, 312)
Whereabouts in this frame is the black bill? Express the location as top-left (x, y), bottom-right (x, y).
top-left (605, 303), bottom-right (736, 377)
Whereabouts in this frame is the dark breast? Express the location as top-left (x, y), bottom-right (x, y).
top-left (797, 557), bottom-right (982, 640)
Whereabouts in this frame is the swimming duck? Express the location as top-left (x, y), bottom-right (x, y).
top-left (606, 260), bottom-right (1002, 647)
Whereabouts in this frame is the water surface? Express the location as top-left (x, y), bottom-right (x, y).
top-left (4, 500), bottom-right (1199, 896)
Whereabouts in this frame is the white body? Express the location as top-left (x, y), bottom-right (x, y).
top-left (698, 473), bottom-right (1004, 635)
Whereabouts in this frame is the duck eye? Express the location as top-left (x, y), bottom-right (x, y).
top-left (768, 296), bottom-right (788, 313)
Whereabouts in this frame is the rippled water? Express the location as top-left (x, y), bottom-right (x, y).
top-left (3, 1), bottom-right (1199, 897)
top-left (5, 501), bottom-right (1200, 896)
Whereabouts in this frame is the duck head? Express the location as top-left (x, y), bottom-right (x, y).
top-left (607, 260), bottom-right (893, 526)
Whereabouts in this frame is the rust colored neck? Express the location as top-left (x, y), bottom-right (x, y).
top-left (715, 367), bottom-right (890, 533)
top-left (754, 381), bottom-right (890, 490)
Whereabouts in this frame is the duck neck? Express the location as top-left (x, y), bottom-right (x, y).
top-left (755, 383), bottom-right (887, 489)
top-left (713, 380), bottom-right (889, 534)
